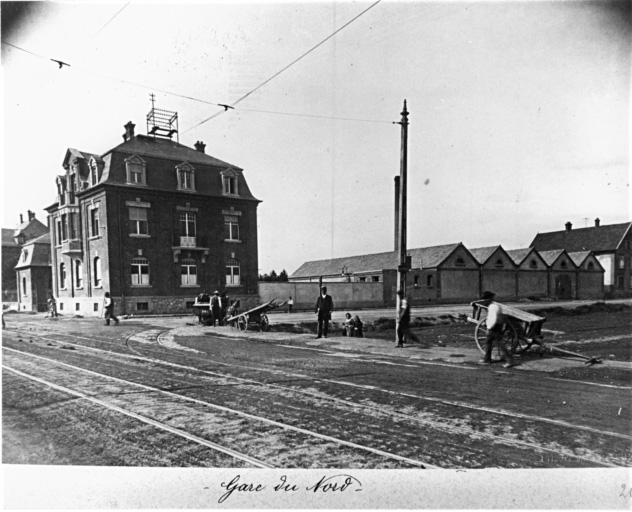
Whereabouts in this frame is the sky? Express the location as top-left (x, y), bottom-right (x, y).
top-left (2, 0), bottom-right (630, 276)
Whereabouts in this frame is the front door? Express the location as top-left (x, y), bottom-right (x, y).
top-left (555, 274), bottom-right (572, 299)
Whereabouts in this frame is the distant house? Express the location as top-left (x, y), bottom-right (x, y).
top-left (531, 219), bottom-right (631, 294)
top-left (15, 232), bottom-right (52, 312)
top-left (538, 249), bottom-right (577, 300)
top-left (290, 243), bottom-right (482, 304)
top-left (505, 247), bottom-right (548, 299)
top-left (469, 246), bottom-right (517, 300)
top-left (1, 212), bottom-right (49, 305)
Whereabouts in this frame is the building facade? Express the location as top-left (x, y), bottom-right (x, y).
top-left (45, 119), bottom-right (260, 316)
top-left (15, 232), bottom-right (53, 312)
top-left (2, 212), bottom-right (48, 307)
top-left (531, 219), bottom-right (631, 295)
top-left (288, 242), bottom-right (604, 307)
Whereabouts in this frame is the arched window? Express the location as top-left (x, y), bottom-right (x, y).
top-left (176, 162), bottom-right (196, 191)
top-left (93, 257), bottom-right (102, 287)
top-left (587, 261), bottom-right (595, 270)
top-left (221, 169), bottom-right (239, 196)
top-left (125, 155), bottom-right (147, 185)
top-left (455, 257), bottom-right (465, 267)
top-left (495, 259), bottom-right (504, 268)
top-left (75, 260), bottom-right (83, 288)
top-left (60, 263), bottom-right (67, 289)
top-left (226, 259), bottom-right (240, 286)
top-left (131, 257), bottom-right (150, 285)
top-left (561, 260), bottom-right (568, 269)
top-left (529, 259), bottom-right (537, 269)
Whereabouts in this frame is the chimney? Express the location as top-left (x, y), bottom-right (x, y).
top-left (19, 213), bottom-right (23, 224)
top-left (595, 218), bottom-right (600, 227)
top-left (122, 121), bottom-right (136, 142)
top-left (194, 141), bottom-right (206, 153)
top-left (28, 210), bottom-right (35, 221)
top-left (565, 221), bottom-right (572, 232)
top-left (394, 176), bottom-right (400, 251)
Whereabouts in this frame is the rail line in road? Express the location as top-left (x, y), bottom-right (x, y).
top-left (3, 346), bottom-right (435, 469)
top-left (7, 327), bottom-right (632, 438)
top-left (4, 330), bottom-right (630, 468)
top-left (2, 363), bottom-right (274, 468)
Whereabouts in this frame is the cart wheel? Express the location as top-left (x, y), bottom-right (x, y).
top-left (474, 319), bottom-right (519, 357)
top-left (259, 314), bottom-right (269, 332)
top-left (237, 314), bottom-right (248, 332)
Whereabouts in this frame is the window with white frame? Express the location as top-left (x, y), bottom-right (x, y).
top-left (179, 212), bottom-right (196, 237)
top-left (131, 257), bottom-right (150, 285)
top-left (90, 159), bottom-right (99, 186)
top-left (181, 258), bottom-right (197, 286)
top-left (224, 216), bottom-right (240, 241)
top-left (226, 259), bottom-right (240, 286)
top-left (125, 155), bottom-right (146, 185)
top-left (60, 262), bottom-right (67, 289)
top-left (129, 207), bottom-right (149, 235)
top-left (60, 214), bottom-right (68, 241)
top-left (90, 206), bottom-right (100, 237)
top-left (56, 218), bottom-right (63, 245)
top-left (93, 257), bottom-right (102, 287)
top-left (22, 249), bottom-right (28, 262)
top-left (75, 260), bottom-right (83, 288)
top-left (72, 212), bottom-right (80, 239)
top-left (176, 163), bottom-right (195, 191)
top-left (222, 170), bottom-right (238, 195)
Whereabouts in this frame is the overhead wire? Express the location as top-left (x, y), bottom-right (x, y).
top-left (182, 0), bottom-right (383, 133)
top-left (2, 0), bottom-right (390, 130)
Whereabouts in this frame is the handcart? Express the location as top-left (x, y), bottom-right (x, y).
top-left (225, 297), bottom-right (288, 332)
top-left (468, 301), bottom-right (602, 365)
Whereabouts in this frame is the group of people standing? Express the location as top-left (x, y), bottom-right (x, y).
top-left (196, 290), bottom-right (230, 326)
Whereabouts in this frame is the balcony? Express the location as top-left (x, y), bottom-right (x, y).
top-left (61, 239), bottom-right (83, 255)
top-left (172, 235), bottom-right (210, 262)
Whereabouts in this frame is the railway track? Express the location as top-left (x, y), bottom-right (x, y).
top-left (4, 325), bottom-right (630, 468)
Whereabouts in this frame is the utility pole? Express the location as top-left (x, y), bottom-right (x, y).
top-left (395, 100), bottom-right (409, 342)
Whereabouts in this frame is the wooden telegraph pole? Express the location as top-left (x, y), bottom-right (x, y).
top-left (395, 100), bottom-right (409, 342)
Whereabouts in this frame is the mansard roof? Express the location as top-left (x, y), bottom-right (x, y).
top-left (107, 135), bottom-right (240, 169)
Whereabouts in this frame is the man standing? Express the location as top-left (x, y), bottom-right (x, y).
top-left (103, 292), bottom-right (119, 326)
top-left (479, 291), bottom-right (517, 368)
top-left (288, 296), bottom-right (294, 313)
top-left (210, 291), bottom-right (221, 327)
top-left (315, 286), bottom-right (334, 338)
top-left (396, 290), bottom-right (420, 347)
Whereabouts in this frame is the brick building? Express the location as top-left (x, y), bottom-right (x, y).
top-left (531, 219), bottom-right (631, 295)
top-left (45, 116), bottom-right (260, 316)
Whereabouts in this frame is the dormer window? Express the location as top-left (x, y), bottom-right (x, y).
top-left (176, 163), bottom-right (195, 191)
top-left (89, 158), bottom-right (99, 186)
top-left (221, 169), bottom-right (239, 196)
top-left (125, 155), bottom-right (147, 185)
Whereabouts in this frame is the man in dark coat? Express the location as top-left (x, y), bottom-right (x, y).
top-left (315, 286), bottom-right (334, 338)
top-left (210, 291), bottom-right (221, 327)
